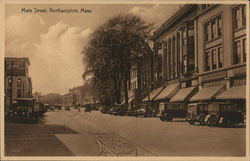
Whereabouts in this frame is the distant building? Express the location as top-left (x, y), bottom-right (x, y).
top-left (127, 45), bottom-right (153, 108)
top-left (32, 92), bottom-right (41, 101)
top-left (4, 57), bottom-right (33, 106)
top-left (62, 93), bottom-right (71, 105)
top-left (69, 86), bottom-right (83, 105)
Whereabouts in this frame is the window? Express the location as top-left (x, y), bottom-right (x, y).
top-left (218, 17), bottom-right (222, 36)
top-left (234, 40), bottom-right (241, 64)
top-left (205, 51), bottom-right (211, 71)
top-left (17, 89), bottom-right (22, 98)
top-left (17, 79), bottom-right (21, 87)
top-left (211, 20), bottom-right (216, 39)
top-left (233, 5), bottom-right (246, 29)
top-left (205, 46), bottom-right (223, 71)
top-left (204, 16), bottom-right (222, 42)
top-left (242, 5), bottom-right (246, 26)
top-left (218, 47), bottom-right (223, 68)
top-left (243, 39), bottom-right (246, 62)
top-left (212, 49), bottom-right (217, 69)
top-left (8, 78), bottom-right (12, 84)
top-left (233, 38), bottom-right (246, 64)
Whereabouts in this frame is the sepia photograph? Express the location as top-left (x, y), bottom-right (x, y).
top-left (1, 0), bottom-right (249, 160)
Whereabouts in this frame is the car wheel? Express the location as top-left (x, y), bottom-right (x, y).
top-left (198, 115), bottom-right (206, 125)
top-left (188, 120), bottom-right (195, 125)
top-left (208, 115), bottom-right (217, 126)
top-left (166, 117), bottom-right (173, 121)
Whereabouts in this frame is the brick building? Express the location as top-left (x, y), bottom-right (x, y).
top-left (4, 57), bottom-right (33, 107)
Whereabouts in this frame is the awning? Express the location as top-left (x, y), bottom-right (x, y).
top-left (170, 86), bottom-right (197, 102)
top-left (154, 83), bottom-right (179, 101)
top-left (143, 86), bottom-right (165, 102)
top-left (216, 85), bottom-right (246, 99)
top-left (190, 85), bottom-right (225, 101)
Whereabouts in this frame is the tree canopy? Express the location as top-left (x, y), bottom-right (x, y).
top-left (82, 14), bottom-right (153, 105)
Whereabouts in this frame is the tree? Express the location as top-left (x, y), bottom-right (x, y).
top-left (82, 14), bottom-right (153, 105)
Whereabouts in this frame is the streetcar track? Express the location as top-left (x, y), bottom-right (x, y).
top-left (64, 110), bottom-right (156, 156)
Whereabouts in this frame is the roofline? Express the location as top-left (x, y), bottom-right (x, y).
top-left (150, 4), bottom-right (196, 41)
top-left (5, 57), bottom-right (30, 65)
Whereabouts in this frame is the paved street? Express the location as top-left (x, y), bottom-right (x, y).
top-left (5, 109), bottom-right (246, 156)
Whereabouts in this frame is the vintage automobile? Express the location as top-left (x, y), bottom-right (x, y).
top-left (64, 105), bottom-right (70, 111)
top-left (44, 104), bottom-right (50, 112)
top-left (8, 98), bottom-right (41, 121)
top-left (134, 105), bottom-right (146, 117)
top-left (115, 104), bottom-right (128, 116)
top-left (55, 104), bottom-right (62, 110)
top-left (205, 102), bottom-right (245, 127)
top-left (101, 106), bottom-right (112, 114)
top-left (186, 103), bottom-right (209, 125)
top-left (159, 102), bottom-right (187, 121)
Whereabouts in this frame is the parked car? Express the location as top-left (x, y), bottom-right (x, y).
top-left (205, 102), bottom-right (245, 127)
top-left (159, 102), bottom-right (187, 121)
top-left (101, 106), bottom-right (112, 114)
top-left (64, 106), bottom-right (70, 111)
top-left (7, 98), bottom-right (42, 122)
top-left (55, 104), bottom-right (62, 110)
top-left (116, 104), bottom-right (128, 116)
top-left (186, 103), bottom-right (209, 125)
top-left (135, 107), bottom-right (146, 117)
top-left (127, 108), bottom-right (136, 116)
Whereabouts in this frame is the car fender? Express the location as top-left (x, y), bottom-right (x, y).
top-left (205, 114), bottom-right (211, 122)
top-left (219, 117), bottom-right (224, 124)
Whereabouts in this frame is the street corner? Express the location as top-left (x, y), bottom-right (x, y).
top-left (55, 133), bottom-right (101, 156)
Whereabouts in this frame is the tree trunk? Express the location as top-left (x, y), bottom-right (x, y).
top-left (124, 78), bottom-right (128, 105)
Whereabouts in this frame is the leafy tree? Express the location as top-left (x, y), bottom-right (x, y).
top-left (83, 14), bottom-right (153, 105)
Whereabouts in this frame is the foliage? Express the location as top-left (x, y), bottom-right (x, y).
top-left (82, 14), bottom-right (153, 105)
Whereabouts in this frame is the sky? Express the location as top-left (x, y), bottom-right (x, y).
top-left (5, 4), bottom-right (180, 95)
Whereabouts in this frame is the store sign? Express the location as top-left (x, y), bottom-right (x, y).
top-left (201, 71), bottom-right (226, 82)
top-left (230, 66), bottom-right (246, 76)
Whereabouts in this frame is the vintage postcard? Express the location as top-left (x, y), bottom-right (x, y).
top-left (1, 0), bottom-right (249, 161)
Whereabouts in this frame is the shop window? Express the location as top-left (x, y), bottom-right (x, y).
top-left (186, 80), bottom-right (192, 88)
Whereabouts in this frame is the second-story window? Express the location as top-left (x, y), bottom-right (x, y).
top-left (233, 38), bottom-right (246, 65)
top-left (205, 46), bottom-right (223, 71)
top-left (212, 49), bottom-right (217, 69)
top-left (218, 47), bottom-right (223, 68)
top-left (205, 51), bottom-right (211, 71)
